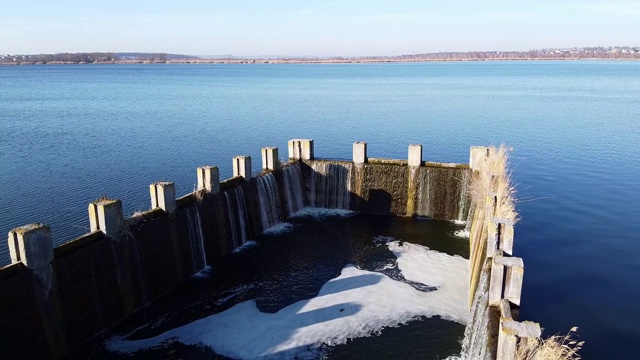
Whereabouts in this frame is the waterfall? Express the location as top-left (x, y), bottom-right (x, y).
top-left (235, 187), bottom-right (248, 245)
top-left (416, 168), bottom-right (431, 217)
top-left (256, 173), bottom-right (283, 230)
top-left (309, 161), bottom-right (352, 209)
top-left (223, 191), bottom-right (240, 249)
top-left (282, 163), bottom-right (304, 217)
top-left (457, 170), bottom-right (470, 222)
top-left (461, 264), bottom-right (492, 360)
top-left (223, 186), bottom-right (250, 250)
top-left (185, 206), bottom-right (207, 272)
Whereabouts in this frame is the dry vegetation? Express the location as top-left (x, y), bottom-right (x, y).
top-left (516, 327), bottom-right (584, 360)
top-left (469, 145), bottom-right (518, 222)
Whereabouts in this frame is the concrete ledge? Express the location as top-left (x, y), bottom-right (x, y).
top-left (53, 231), bottom-right (105, 258)
top-left (0, 262), bottom-right (27, 281)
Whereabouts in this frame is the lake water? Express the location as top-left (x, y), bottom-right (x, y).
top-left (1, 61), bottom-right (639, 358)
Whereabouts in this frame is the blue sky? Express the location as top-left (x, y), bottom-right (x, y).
top-left (1, 0), bottom-right (639, 56)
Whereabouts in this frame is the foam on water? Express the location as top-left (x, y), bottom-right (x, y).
top-left (263, 222), bottom-right (295, 235)
top-left (454, 229), bottom-right (470, 238)
top-left (106, 242), bottom-right (469, 359)
top-left (231, 240), bottom-right (257, 254)
top-left (291, 207), bottom-right (355, 218)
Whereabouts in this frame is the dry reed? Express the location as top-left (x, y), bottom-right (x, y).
top-left (516, 327), bottom-right (584, 360)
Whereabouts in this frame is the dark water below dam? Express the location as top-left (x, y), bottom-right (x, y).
top-left (1, 61), bottom-right (640, 357)
top-left (80, 211), bottom-right (469, 359)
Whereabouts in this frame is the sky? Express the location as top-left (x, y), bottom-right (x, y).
top-left (1, 0), bottom-right (639, 56)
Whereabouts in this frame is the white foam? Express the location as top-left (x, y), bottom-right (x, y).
top-left (454, 229), bottom-right (470, 238)
top-left (291, 207), bottom-right (355, 218)
top-left (231, 240), bottom-right (257, 254)
top-left (452, 220), bottom-right (467, 226)
top-left (192, 266), bottom-right (213, 279)
top-left (106, 243), bottom-right (469, 359)
top-left (263, 222), bottom-right (295, 235)
top-left (372, 235), bottom-right (397, 244)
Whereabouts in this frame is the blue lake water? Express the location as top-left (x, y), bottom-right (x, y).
top-left (1, 61), bottom-right (639, 358)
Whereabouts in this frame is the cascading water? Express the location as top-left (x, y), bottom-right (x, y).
top-left (457, 170), bottom-right (470, 222)
top-left (282, 163), bottom-right (304, 217)
top-left (416, 168), bottom-right (431, 217)
top-left (256, 173), bottom-right (283, 230)
top-left (185, 206), bottom-right (207, 272)
top-left (223, 191), bottom-right (240, 249)
top-left (235, 187), bottom-right (248, 245)
top-left (309, 161), bottom-right (352, 209)
top-left (461, 263), bottom-right (492, 360)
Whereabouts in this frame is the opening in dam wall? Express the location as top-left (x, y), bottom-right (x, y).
top-left (0, 140), bottom-right (536, 359)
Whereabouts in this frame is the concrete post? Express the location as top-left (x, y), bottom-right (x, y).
top-left (493, 218), bottom-right (515, 256)
top-left (503, 256), bottom-right (524, 306)
top-left (197, 166), bottom-right (220, 193)
top-left (8, 224), bottom-right (54, 290)
top-left (497, 319), bottom-right (541, 360)
top-left (88, 198), bottom-right (124, 237)
top-left (262, 147), bottom-right (280, 170)
top-left (408, 144), bottom-right (422, 167)
top-left (287, 139), bottom-right (314, 160)
top-left (491, 255), bottom-right (524, 307)
top-left (150, 181), bottom-right (177, 213)
top-left (470, 146), bottom-right (490, 172)
top-left (353, 142), bottom-right (367, 164)
top-left (489, 252), bottom-right (505, 307)
top-left (233, 155), bottom-right (252, 179)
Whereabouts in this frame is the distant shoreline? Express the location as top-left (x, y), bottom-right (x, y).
top-left (1, 57), bottom-right (639, 66)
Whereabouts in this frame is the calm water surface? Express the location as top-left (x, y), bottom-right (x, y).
top-left (1, 62), bottom-right (639, 358)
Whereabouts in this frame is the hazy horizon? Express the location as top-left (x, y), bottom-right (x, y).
top-left (2, 0), bottom-right (639, 57)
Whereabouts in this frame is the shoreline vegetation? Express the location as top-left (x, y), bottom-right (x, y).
top-left (1, 47), bottom-right (639, 65)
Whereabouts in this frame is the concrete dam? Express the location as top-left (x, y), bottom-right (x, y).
top-left (0, 139), bottom-right (540, 359)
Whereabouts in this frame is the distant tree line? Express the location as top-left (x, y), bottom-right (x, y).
top-left (0, 52), bottom-right (198, 64)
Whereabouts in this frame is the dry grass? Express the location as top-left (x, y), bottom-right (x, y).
top-left (469, 145), bottom-right (518, 222)
top-left (516, 327), bottom-right (584, 360)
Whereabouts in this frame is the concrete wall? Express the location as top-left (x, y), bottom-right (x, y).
top-left (0, 139), bottom-right (472, 359)
top-left (465, 146), bottom-right (541, 360)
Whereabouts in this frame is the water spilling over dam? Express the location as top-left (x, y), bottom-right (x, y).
top-left (0, 140), bottom-right (540, 359)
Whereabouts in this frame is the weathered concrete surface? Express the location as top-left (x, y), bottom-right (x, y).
top-left (197, 166), bottom-right (220, 193)
top-left (408, 144), bottom-right (423, 167)
top-left (88, 198), bottom-right (124, 237)
top-left (150, 181), bottom-right (177, 213)
top-left (262, 147), bottom-right (280, 170)
top-left (288, 139), bottom-right (314, 160)
top-left (469, 146), bottom-right (489, 172)
top-left (233, 155), bottom-right (252, 179)
top-left (353, 142), bottom-right (367, 164)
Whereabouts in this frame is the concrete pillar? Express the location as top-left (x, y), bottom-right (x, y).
top-left (503, 256), bottom-right (524, 306)
top-left (287, 139), bottom-right (314, 160)
top-left (197, 166), bottom-right (220, 193)
top-left (489, 252), bottom-right (505, 307)
top-left (150, 181), bottom-right (177, 213)
top-left (486, 216), bottom-right (499, 258)
top-left (497, 319), bottom-right (541, 360)
top-left (353, 142), bottom-right (367, 164)
top-left (470, 146), bottom-right (490, 172)
top-left (262, 147), bottom-right (280, 170)
top-left (233, 155), bottom-right (252, 179)
top-left (408, 144), bottom-right (422, 167)
top-left (8, 224), bottom-right (54, 289)
top-left (88, 198), bottom-right (124, 237)
top-left (491, 255), bottom-right (524, 307)
top-left (493, 218), bottom-right (514, 256)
